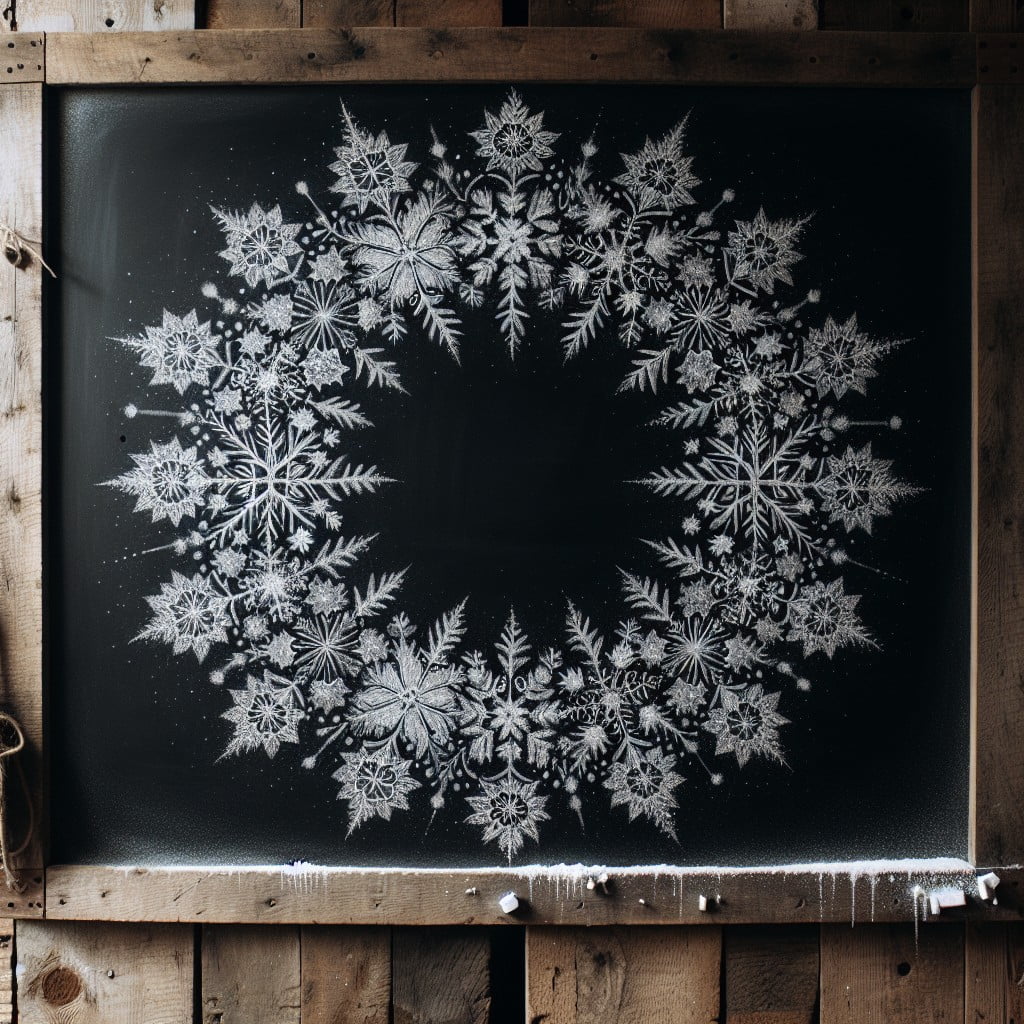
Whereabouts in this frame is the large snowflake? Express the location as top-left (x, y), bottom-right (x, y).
top-left (108, 91), bottom-right (917, 861)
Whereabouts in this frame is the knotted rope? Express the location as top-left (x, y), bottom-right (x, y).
top-left (0, 224), bottom-right (56, 278)
top-left (0, 712), bottom-right (33, 892)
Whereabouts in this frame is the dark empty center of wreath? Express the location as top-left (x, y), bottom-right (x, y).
top-left (371, 337), bottom-right (658, 624)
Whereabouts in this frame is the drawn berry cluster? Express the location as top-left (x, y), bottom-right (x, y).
top-left (109, 91), bottom-right (915, 860)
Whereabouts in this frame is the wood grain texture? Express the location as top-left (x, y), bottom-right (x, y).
top-left (392, 928), bottom-right (490, 1024)
top-left (302, 0), bottom-right (395, 25)
top-left (974, 84), bottom-right (1024, 866)
top-left (723, 0), bottom-right (817, 29)
top-left (0, 920), bottom-right (12, 1024)
top-left (527, 925), bottom-right (721, 1024)
top-left (201, 924), bottom-right (300, 1024)
top-left (820, 0), bottom-right (969, 30)
top-left (43, 27), bottom-right (979, 84)
top-left (9, 0), bottom-right (193, 31)
top-left (528, 0), bottom-right (721, 26)
top-left (205, 0), bottom-right (300, 27)
top-left (0, 35), bottom-right (45, 81)
top-left (977, 32), bottom-right (1024, 82)
top-left (16, 920), bottom-right (193, 1023)
top-left (965, 922), bottom-right (1024, 1024)
top-left (971, 0), bottom-right (1020, 29)
top-left (301, 926), bottom-right (391, 1024)
top-left (43, 864), bottom-right (1021, 926)
top-left (45, 863), bottom-right (1013, 925)
top-left (819, 924), bottom-right (964, 1023)
top-left (724, 925), bottom-right (819, 1024)
top-left (819, 0), bottom-right (893, 29)
top-left (397, 0), bottom-right (501, 25)
top-left (0, 82), bottom-right (44, 894)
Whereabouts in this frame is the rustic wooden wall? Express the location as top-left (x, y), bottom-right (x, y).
top-left (2, 0), bottom-right (1022, 1020)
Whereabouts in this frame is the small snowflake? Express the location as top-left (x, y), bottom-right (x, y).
top-left (107, 437), bottom-right (208, 527)
top-left (334, 750), bottom-right (420, 833)
top-left (471, 90), bottom-right (558, 175)
top-left (120, 309), bottom-right (220, 394)
top-left (222, 671), bottom-right (303, 758)
top-left (213, 203), bottom-right (302, 288)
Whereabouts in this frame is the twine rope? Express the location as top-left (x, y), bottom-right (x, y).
top-left (0, 224), bottom-right (56, 278)
top-left (0, 712), bottom-right (33, 892)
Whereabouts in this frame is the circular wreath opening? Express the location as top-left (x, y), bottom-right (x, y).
top-left (109, 90), bottom-right (916, 861)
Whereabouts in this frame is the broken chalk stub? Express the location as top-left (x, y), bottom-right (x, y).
top-left (928, 887), bottom-right (967, 916)
top-left (977, 872), bottom-right (1001, 901)
top-left (498, 891), bottom-right (520, 915)
top-left (698, 894), bottom-right (709, 912)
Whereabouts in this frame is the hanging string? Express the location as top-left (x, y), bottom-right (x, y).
top-left (0, 712), bottom-right (33, 892)
top-left (0, 224), bottom-right (56, 279)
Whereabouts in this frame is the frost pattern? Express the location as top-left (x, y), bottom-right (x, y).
top-left (108, 92), bottom-right (916, 861)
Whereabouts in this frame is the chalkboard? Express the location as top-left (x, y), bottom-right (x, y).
top-left (47, 85), bottom-right (972, 867)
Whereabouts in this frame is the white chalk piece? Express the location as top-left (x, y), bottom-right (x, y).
top-left (586, 877), bottom-right (596, 891)
top-left (698, 894), bottom-right (709, 912)
top-left (498, 891), bottom-right (520, 914)
top-left (465, 887), bottom-right (478, 896)
top-left (937, 888), bottom-right (966, 909)
top-left (978, 872), bottom-right (1001, 901)
top-left (928, 886), bottom-right (967, 915)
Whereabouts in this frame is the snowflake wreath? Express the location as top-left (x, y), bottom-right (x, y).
top-left (108, 91), bottom-right (916, 860)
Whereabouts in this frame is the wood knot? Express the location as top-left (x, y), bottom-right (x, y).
top-left (42, 965), bottom-right (83, 1007)
top-left (3, 242), bottom-right (26, 269)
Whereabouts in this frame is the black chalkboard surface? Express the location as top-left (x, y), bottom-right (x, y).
top-left (48, 85), bottom-right (971, 867)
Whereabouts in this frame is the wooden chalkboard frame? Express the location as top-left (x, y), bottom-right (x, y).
top-left (0, 26), bottom-right (1021, 924)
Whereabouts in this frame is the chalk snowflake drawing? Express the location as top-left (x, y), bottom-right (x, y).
top-left (108, 92), bottom-right (917, 860)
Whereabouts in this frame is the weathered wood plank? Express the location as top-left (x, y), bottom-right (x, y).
top-left (819, 0), bottom-right (894, 30)
top-left (392, 928), bottom-right (491, 1024)
top-left (724, 0), bottom-right (817, 29)
top-left (0, 81), bottom-right (44, 899)
top-left (397, 0), bottom-right (501, 25)
top-left (302, 0), bottom-right (395, 26)
top-left (0, 35), bottom-right (44, 82)
top-left (9, 0), bottom-right (193, 31)
top-left (526, 926), bottom-right (721, 1024)
top-left (977, 33), bottom-right (1024, 82)
top-left (971, 0), bottom-right (1019, 30)
top-left (965, 922), bottom-right (1024, 1023)
top-left (205, 0), bottom-right (300, 28)
top-left (974, 84), bottom-right (1024, 866)
top-left (43, 863), bottom-right (1011, 925)
top-left (820, 0), bottom-right (969, 30)
top-left (724, 925), bottom-right (819, 1024)
top-left (897, 1), bottom-right (971, 30)
top-left (16, 920), bottom-right (193, 1023)
top-left (0, 920), bottom-right (12, 1024)
top-left (44, 27), bottom-right (978, 85)
top-left (201, 924), bottom-right (300, 1024)
top-left (301, 926), bottom-right (391, 1024)
top-left (528, 0), bottom-right (721, 27)
top-left (819, 924), bottom-right (964, 1023)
